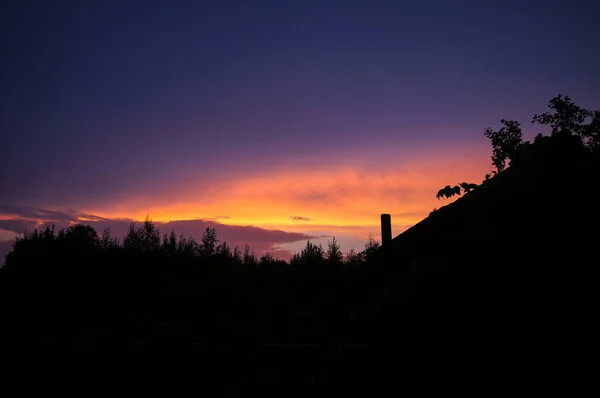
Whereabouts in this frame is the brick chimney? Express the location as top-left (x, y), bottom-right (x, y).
top-left (381, 214), bottom-right (392, 245)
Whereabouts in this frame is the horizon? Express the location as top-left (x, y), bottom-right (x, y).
top-left (2, 0), bottom-right (599, 261)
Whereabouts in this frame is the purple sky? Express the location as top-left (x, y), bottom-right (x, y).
top-left (1, 0), bottom-right (599, 261)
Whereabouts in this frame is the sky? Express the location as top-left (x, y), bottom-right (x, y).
top-left (1, 0), bottom-right (599, 261)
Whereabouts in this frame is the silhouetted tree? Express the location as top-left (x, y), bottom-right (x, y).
top-left (533, 94), bottom-right (598, 152)
top-left (326, 237), bottom-right (343, 266)
top-left (232, 245), bottom-right (242, 264)
top-left (123, 217), bottom-right (161, 253)
top-left (161, 230), bottom-right (178, 256)
top-left (361, 234), bottom-right (380, 262)
top-left (289, 252), bottom-right (301, 266)
top-left (142, 216), bottom-right (161, 252)
top-left (484, 119), bottom-right (523, 172)
top-left (217, 240), bottom-right (231, 259)
top-left (243, 244), bottom-right (256, 265)
top-left (65, 224), bottom-right (99, 248)
top-left (259, 251), bottom-right (286, 267)
top-left (177, 234), bottom-right (199, 257)
top-left (345, 248), bottom-right (362, 266)
top-left (2, 226), bottom-right (53, 273)
top-left (259, 251), bottom-right (274, 264)
top-left (200, 226), bottom-right (218, 257)
top-left (123, 222), bottom-right (143, 251)
top-left (42, 225), bottom-right (57, 241)
top-left (292, 240), bottom-right (324, 267)
top-left (100, 227), bottom-right (119, 250)
top-left (532, 95), bottom-right (591, 137)
top-left (587, 110), bottom-right (600, 153)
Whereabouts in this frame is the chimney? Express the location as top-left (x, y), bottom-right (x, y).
top-left (381, 214), bottom-right (392, 245)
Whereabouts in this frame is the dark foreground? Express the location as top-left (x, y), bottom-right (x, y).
top-left (1, 251), bottom-right (593, 388)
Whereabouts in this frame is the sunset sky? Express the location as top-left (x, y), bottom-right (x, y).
top-left (1, 0), bottom-right (599, 260)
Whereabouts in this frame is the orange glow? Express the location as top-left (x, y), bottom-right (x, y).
top-left (87, 145), bottom-right (492, 239)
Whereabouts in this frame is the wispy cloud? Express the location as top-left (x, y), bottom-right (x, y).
top-left (289, 216), bottom-right (312, 222)
top-left (0, 204), bottom-right (78, 224)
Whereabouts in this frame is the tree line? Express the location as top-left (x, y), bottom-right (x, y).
top-left (3, 217), bottom-right (382, 270)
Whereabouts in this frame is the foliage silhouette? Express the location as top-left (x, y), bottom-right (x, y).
top-left (65, 224), bottom-right (99, 247)
top-left (123, 215), bottom-right (161, 253)
top-left (360, 233), bottom-right (380, 262)
top-left (326, 237), bottom-right (343, 266)
top-left (458, 182), bottom-right (478, 193)
top-left (200, 226), bottom-right (218, 257)
top-left (100, 227), bottom-right (120, 250)
top-left (533, 95), bottom-right (591, 137)
top-left (484, 119), bottom-right (523, 172)
top-left (436, 184), bottom-right (461, 200)
top-left (290, 240), bottom-right (324, 267)
top-left (345, 248), bottom-right (362, 266)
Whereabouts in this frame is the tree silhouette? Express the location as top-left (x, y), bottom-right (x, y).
top-left (361, 234), bottom-right (380, 262)
top-left (532, 95), bottom-right (591, 136)
top-left (243, 243), bottom-right (257, 265)
top-left (200, 226), bottom-right (218, 257)
top-left (326, 237), bottom-right (343, 266)
top-left (291, 240), bottom-right (324, 266)
top-left (232, 245), bottom-right (242, 264)
top-left (259, 251), bottom-right (275, 265)
top-left (586, 111), bottom-right (600, 153)
top-left (533, 94), bottom-right (597, 151)
top-left (64, 224), bottom-right (99, 247)
top-left (100, 227), bottom-right (119, 250)
top-left (345, 248), bottom-right (362, 266)
top-left (142, 216), bottom-right (161, 252)
top-left (484, 119), bottom-right (523, 172)
top-left (123, 216), bottom-right (161, 253)
top-left (217, 240), bottom-right (231, 259)
top-left (176, 234), bottom-right (199, 257)
top-left (123, 222), bottom-right (142, 251)
top-left (161, 230), bottom-right (178, 256)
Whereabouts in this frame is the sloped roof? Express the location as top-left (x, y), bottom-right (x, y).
top-left (377, 133), bottom-right (599, 269)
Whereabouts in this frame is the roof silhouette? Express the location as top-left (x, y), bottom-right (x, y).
top-left (377, 131), bottom-right (598, 277)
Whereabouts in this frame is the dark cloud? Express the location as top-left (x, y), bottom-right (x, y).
top-left (269, 249), bottom-right (294, 260)
top-left (216, 216), bottom-right (230, 219)
top-left (0, 218), bottom-right (40, 234)
top-left (289, 216), bottom-right (313, 222)
top-left (160, 220), bottom-right (313, 252)
top-left (0, 204), bottom-right (77, 223)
